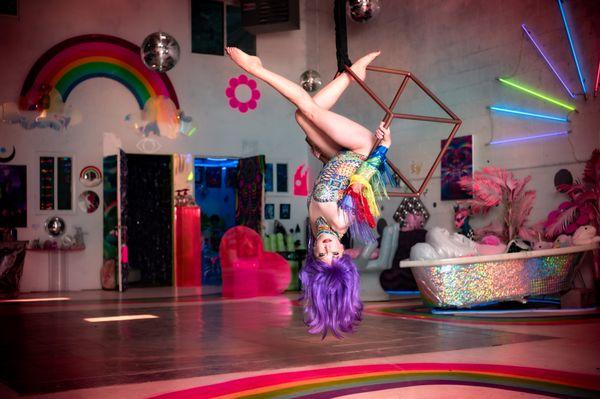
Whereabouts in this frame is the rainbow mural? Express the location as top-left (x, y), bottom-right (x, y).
top-left (149, 363), bottom-right (600, 399)
top-left (19, 34), bottom-right (179, 111)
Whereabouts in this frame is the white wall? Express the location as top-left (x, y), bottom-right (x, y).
top-left (0, 0), bottom-right (312, 291)
top-left (312, 0), bottom-right (599, 232)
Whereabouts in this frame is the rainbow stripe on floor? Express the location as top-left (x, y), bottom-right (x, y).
top-left (366, 306), bottom-right (600, 325)
top-left (149, 363), bottom-right (600, 399)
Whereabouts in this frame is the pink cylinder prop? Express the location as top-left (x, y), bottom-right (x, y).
top-left (174, 206), bottom-right (202, 287)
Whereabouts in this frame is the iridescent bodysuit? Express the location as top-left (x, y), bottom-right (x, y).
top-left (309, 146), bottom-right (391, 243)
top-left (311, 150), bottom-right (366, 204)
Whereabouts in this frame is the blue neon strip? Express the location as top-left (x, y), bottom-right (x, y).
top-left (194, 158), bottom-right (239, 168)
top-left (557, 0), bottom-right (587, 95)
top-left (488, 106), bottom-right (569, 122)
top-left (521, 24), bottom-right (576, 98)
top-left (386, 291), bottom-right (421, 296)
top-left (489, 130), bottom-right (569, 145)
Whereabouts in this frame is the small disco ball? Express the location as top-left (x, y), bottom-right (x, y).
top-left (141, 32), bottom-right (180, 72)
top-left (300, 70), bottom-right (323, 93)
top-left (347, 0), bottom-right (381, 23)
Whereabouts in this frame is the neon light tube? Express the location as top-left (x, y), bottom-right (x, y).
top-left (84, 315), bottom-right (159, 323)
top-left (521, 24), bottom-right (575, 98)
top-left (498, 78), bottom-right (576, 111)
top-left (557, 0), bottom-right (586, 96)
top-left (489, 130), bottom-right (570, 145)
top-left (595, 59), bottom-right (600, 97)
top-left (488, 106), bottom-right (569, 122)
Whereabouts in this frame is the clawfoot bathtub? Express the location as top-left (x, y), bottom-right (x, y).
top-left (400, 243), bottom-right (599, 308)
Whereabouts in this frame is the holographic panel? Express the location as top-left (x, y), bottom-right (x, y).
top-left (412, 254), bottom-right (579, 308)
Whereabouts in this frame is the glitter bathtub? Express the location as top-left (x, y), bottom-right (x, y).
top-left (399, 243), bottom-right (599, 308)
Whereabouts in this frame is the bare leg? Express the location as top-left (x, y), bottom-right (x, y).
top-left (226, 47), bottom-right (377, 156)
top-left (312, 51), bottom-right (379, 109)
top-left (296, 51), bottom-right (381, 159)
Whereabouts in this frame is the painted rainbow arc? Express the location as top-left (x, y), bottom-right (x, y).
top-left (19, 34), bottom-right (179, 110)
top-left (148, 363), bottom-right (600, 399)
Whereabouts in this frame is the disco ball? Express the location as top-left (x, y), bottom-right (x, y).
top-left (347, 0), bottom-right (381, 23)
top-left (141, 31), bottom-right (180, 72)
top-left (45, 216), bottom-right (66, 237)
top-left (300, 70), bottom-right (323, 92)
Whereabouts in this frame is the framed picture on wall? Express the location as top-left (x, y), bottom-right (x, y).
top-left (225, 167), bottom-right (237, 188)
top-left (205, 167), bottom-right (222, 188)
top-left (36, 153), bottom-right (75, 214)
top-left (265, 161), bottom-right (289, 195)
top-left (265, 163), bottom-right (273, 192)
top-left (440, 135), bottom-right (473, 200)
top-left (265, 203), bottom-right (274, 220)
top-left (276, 163), bottom-right (288, 193)
top-left (280, 203), bottom-right (290, 219)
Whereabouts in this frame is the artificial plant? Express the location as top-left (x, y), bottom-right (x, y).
top-left (458, 167), bottom-right (537, 242)
top-left (544, 149), bottom-right (600, 239)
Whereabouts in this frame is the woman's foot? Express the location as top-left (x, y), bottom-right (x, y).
top-left (226, 47), bottom-right (263, 75)
top-left (349, 51), bottom-right (381, 81)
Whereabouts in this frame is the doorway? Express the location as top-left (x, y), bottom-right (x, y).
top-left (194, 157), bottom-right (239, 285)
top-left (102, 152), bottom-right (173, 290)
top-left (194, 155), bottom-right (265, 286)
top-left (123, 154), bottom-right (173, 287)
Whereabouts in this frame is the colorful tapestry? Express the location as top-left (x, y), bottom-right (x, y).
top-left (102, 155), bottom-right (118, 290)
top-left (441, 135), bottom-right (472, 200)
top-left (0, 165), bottom-right (26, 227)
top-left (119, 150), bottom-right (129, 290)
top-left (236, 156), bottom-right (264, 233)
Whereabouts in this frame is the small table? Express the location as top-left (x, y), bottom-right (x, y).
top-left (27, 247), bottom-right (85, 292)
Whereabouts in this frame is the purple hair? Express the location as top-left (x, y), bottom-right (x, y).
top-left (299, 249), bottom-right (363, 339)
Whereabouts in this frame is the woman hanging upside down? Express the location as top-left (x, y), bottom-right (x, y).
top-left (227, 47), bottom-right (393, 338)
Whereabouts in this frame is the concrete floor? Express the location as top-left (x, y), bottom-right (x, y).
top-left (0, 288), bottom-right (598, 398)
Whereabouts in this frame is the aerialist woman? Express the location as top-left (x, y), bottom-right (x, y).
top-left (227, 47), bottom-right (393, 338)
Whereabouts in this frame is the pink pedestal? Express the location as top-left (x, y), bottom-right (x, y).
top-left (174, 206), bottom-right (202, 287)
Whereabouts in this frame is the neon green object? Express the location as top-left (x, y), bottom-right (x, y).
top-left (498, 77), bottom-right (576, 112)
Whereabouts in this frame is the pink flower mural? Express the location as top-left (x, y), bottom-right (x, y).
top-left (225, 74), bottom-right (260, 113)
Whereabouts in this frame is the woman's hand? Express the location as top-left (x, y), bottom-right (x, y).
top-left (375, 122), bottom-right (391, 148)
top-left (310, 145), bottom-right (324, 162)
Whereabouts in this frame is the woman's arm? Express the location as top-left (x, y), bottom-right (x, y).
top-left (351, 122), bottom-right (392, 192)
top-left (339, 122), bottom-right (393, 239)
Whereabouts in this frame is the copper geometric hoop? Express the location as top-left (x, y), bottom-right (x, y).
top-left (344, 65), bottom-right (462, 198)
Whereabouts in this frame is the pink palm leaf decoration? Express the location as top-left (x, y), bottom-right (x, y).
top-left (544, 149), bottom-right (600, 239)
top-left (459, 167), bottom-right (537, 242)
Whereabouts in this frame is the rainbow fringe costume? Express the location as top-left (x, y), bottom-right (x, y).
top-left (311, 146), bottom-right (395, 243)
